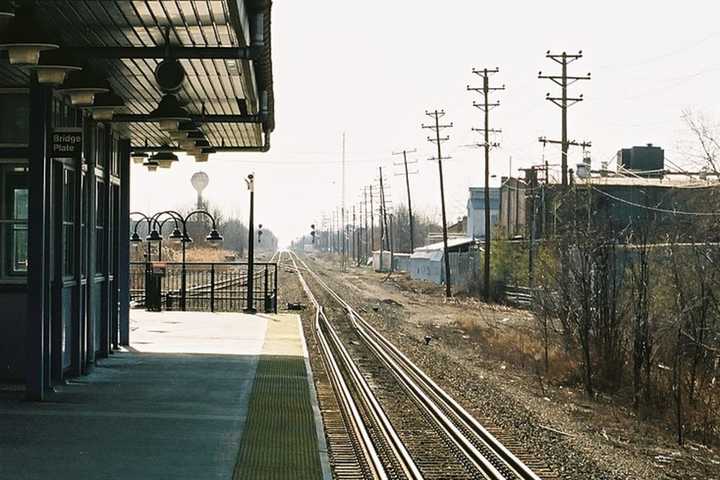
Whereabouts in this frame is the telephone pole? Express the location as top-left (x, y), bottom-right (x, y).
top-left (539, 51), bottom-right (591, 186)
top-left (369, 185), bottom-right (375, 253)
top-left (468, 67), bottom-right (504, 301)
top-left (422, 110), bottom-right (453, 298)
top-left (363, 187), bottom-right (369, 262)
top-left (378, 167), bottom-right (390, 252)
top-left (393, 149), bottom-right (418, 253)
top-left (341, 132), bottom-right (347, 270)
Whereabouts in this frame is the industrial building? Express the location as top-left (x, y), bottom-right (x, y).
top-left (466, 186), bottom-right (500, 239)
top-left (497, 145), bottom-right (719, 242)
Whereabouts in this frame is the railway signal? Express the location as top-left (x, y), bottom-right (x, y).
top-left (311, 224), bottom-right (316, 243)
top-left (258, 224), bottom-right (263, 244)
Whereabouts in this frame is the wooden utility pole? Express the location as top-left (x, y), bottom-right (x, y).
top-left (468, 67), bottom-right (504, 301)
top-left (393, 148), bottom-right (418, 253)
top-left (363, 187), bottom-right (369, 262)
top-left (341, 132), bottom-right (347, 270)
top-left (539, 51), bottom-right (591, 186)
top-left (369, 185), bottom-right (375, 253)
top-left (422, 110), bottom-right (453, 298)
top-left (378, 167), bottom-right (390, 252)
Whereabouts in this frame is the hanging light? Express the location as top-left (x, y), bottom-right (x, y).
top-left (56, 69), bottom-right (109, 106)
top-left (130, 232), bottom-right (143, 243)
top-left (0, 6), bottom-right (58, 66)
top-left (146, 229), bottom-right (162, 243)
top-left (27, 48), bottom-right (82, 85)
top-left (149, 94), bottom-right (190, 132)
top-left (169, 121), bottom-right (199, 141)
top-left (168, 228), bottom-right (184, 243)
top-left (206, 229), bottom-right (223, 247)
top-left (195, 152), bottom-right (209, 163)
top-left (84, 91), bottom-right (125, 121)
top-left (144, 156), bottom-right (159, 172)
top-left (131, 151), bottom-right (148, 164)
top-left (154, 150), bottom-right (179, 169)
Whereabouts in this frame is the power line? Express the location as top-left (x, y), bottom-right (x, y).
top-left (589, 185), bottom-right (720, 216)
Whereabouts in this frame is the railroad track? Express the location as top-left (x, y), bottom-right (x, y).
top-left (284, 251), bottom-right (556, 480)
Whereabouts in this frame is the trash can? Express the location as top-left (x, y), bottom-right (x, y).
top-left (145, 262), bottom-right (166, 312)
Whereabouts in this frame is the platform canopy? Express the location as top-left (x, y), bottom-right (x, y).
top-left (0, 0), bottom-right (274, 151)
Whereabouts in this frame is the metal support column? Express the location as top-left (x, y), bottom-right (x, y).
top-left (26, 75), bottom-right (52, 400)
top-left (118, 138), bottom-right (131, 346)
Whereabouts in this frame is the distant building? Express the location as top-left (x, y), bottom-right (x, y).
top-left (466, 187), bottom-right (500, 239)
top-left (498, 177), bottom-right (528, 239)
top-left (497, 144), bottom-right (719, 242)
top-left (409, 237), bottom-right (477, 285)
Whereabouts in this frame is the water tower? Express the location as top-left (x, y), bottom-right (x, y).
top-left (191, 171), bottom-right (209, 209)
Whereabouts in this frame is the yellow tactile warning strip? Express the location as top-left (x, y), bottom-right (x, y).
top-left (233, 314), bottom-right (325, 479)
top-left (259, 314), bottom-right (307, 357)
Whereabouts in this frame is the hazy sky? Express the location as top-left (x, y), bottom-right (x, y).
top-left (131, 1), bottom-right (720, 246)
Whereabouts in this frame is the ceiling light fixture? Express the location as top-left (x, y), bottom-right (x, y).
top-left (84, 91), bottom-right (125, 121)
top-left (57, 69), bottom-right (109, 106)
top-left (0, 6), bottom-right (58, 65)
top-left (149, 94), bottom-right (190, 132)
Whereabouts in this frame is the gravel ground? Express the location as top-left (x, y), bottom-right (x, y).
top-left (291, 253), bottom-right (719, 480)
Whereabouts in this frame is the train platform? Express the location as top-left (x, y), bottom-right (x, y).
top-left (0, 311), bottom-right (330, 480)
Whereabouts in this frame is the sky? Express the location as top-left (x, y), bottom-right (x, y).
top-left (131, 1), bottom-right (720, 247)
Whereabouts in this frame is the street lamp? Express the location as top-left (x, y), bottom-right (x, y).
top-left (130, 209), bottom-right (222, 312)
top-left (244, 173), bottom-right (256, 313)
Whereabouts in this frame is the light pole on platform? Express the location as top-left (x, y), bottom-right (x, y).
top-left (244, 174), bottom-right (256, 313)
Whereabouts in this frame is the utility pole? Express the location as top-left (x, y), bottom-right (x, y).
top-left (393, 148), bottom-right (418, 253)
top-left (363, 187), bottom-right (369, 263)
top-left (422, 110), bottom-right (453, 298)
top-left (369, 185), bottom-right (375, 254)
top-left (378, 167), bottom-right (390, 252)
top-left (539, 51), bottom-right (591, 186)
top-left (468, 67), bottom-right (504, 301)
top-left (341, 132), bottom-right (347, 271)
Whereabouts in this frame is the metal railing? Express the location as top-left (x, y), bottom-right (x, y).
top-left (130, 261), bottom-right (278, 313)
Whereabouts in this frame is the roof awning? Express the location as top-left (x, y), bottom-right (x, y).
top-left (0, 0), bottom-right (274, 152)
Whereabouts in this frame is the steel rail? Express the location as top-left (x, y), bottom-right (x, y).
top-left (287, 253), bottom-right (422, 480)
top-left (291, 252), bottom-right (543, 480)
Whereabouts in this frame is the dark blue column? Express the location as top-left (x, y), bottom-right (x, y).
top-left (118, 138), bottom-right (130, 346)
top-left (26, 75), bottom-right (52, 400)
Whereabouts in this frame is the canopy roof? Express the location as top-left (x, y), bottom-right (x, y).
top-left (0, 0), bottom-right (274, 150)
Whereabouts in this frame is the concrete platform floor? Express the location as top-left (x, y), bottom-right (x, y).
top-left (0, 311), bottom-right (328, 480)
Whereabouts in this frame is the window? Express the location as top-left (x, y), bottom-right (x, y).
top-left (1, 164), bottom-right (28, 280)
top-left (0, 93), bottom-right (29, 145)
top-left (62, 168), bottom-right (75, 277)
top-left (95, 179), bottom-right (106, 273)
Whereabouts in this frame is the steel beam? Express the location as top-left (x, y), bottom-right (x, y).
top-left (62, 46), bottom-right (255, 60)
top-left (113, 114), bottom-right (262, 124)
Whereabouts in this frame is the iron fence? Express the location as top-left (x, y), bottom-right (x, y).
top-left (130, 261), bottom-right (278, 313)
